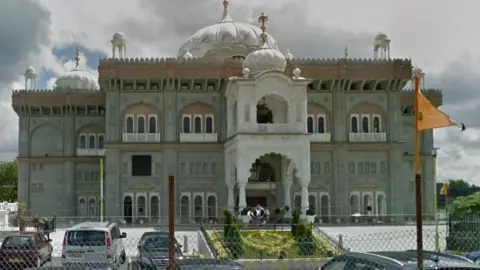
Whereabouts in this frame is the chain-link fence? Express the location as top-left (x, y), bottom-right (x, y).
top-left (0, 218), bottom-right (477, 269)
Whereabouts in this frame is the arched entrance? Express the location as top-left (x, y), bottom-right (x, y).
top-left (123, 196), bottom-right (133, 224)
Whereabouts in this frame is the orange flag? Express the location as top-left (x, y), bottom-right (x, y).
top-left (416, 87), bottom-right (460, 132)
top-left (439, 183), bottom-right (448, 196)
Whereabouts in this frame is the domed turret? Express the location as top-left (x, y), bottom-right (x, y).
top-left (177, 0), bottom-right (279, 60)
top-left (243, 13), bottom-right (286, 76)
top-left (111, 31), bottom-right (127, 58)
top-left (24, 65), bottom-right (37, 90)
top-left (55, 48), bottom-right (99, 91)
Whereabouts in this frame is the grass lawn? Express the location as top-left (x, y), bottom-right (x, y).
top-left (206, 230), bottom-right (339, 259)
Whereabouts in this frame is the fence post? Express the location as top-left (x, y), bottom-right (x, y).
top-left (338, 234), bottom-right (344, 250)
top-left (183, 235), bottom-right (188, 253)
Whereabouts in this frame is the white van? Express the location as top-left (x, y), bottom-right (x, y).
top-left (61, 221), bottom-right (127, 269)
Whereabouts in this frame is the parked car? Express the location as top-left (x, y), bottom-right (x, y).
top-left (61, 221), bottom-right (127, 269)
top-left (466, 251), bottom-right (480, 264)
top-left (321, 250), bottom-right (480, 269)
top-left (0, 231), bottom-right (52, 268)
top-left (135, 258), bottom-right (244, 270)
top-left (137, 231), bottom-right (183, 269)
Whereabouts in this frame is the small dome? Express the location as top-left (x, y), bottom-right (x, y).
top-left (375, 32), bottom-right (388, 42)
top-left (111, 31), bottom-right (127, 45)
top-left (243, 43), bottom-right (286, 75)
top-left (412, 67), bottom-right (423, 75)
top-left (113, 31), bottom-right (126, 40)
top-left (25, 66), bottom-right (36, 76)
top-left (55, 68), bottom-right (99, 90)
top-left (285, 50), bottom-right (294, 60)
top-left (182, 51), bottom-right (193, 60)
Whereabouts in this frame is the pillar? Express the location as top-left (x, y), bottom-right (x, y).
top-left (227, 182), bottom-right (235, 213)
top-left (283, 180), bottom-right (292, 208)
top-left (300, 185), bottom-right (309, 214)
top-left (238, 183), bottom-right (246, 210)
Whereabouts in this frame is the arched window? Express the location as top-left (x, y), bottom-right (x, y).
top-left (183, 116), bottom-right (191, 133)
top-left (78, 198), bottom-right (86, 216)
top-left (89, 135), bottom-right (96, 149)
top-left (148, 116), bottom-right (156, 133)
top-left (307, 116), bottom-right (314, 133)
top-left (373, 116), bottom-right (380, 133)
top-left (362, 116), bottom-right (369, 133)
top-left (351, 117), bottom-right (358, 133)
top-left (205, 116), bottom-right (213, 133)
top-left (194, 116), bottom-right (202, 133)
top-left (79, 135), bottom-right (87, 148)
top-left (137, 116), bottom-right (145, 133)
top-left (98, 134), bottom-right (105, 149)
top-left (318, 116), bottom-right (325, 133)
top-left (126, 116), bottom-right (134, 133)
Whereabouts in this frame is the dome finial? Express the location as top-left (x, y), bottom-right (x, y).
top-left (258, 12), bottom-right (268, 44)
top-left (74, 47), bottom-right (80, 68)
top-left (220, 0), bottom-right (233, 22)
top-left (223, 0), bottom-right (229, 10)
top-left (344, 46), bottom-right (349, 58)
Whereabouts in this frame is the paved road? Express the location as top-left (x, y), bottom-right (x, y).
top-left (38, 257), bottom-right (131, 269)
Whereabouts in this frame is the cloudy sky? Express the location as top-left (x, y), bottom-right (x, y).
top-left (1, 0), bottom-right (479, 184)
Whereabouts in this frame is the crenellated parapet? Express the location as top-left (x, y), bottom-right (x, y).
top-left (12, 89), bottom-right (101, 95)
top-left (401, 88), bottom-right (443, 107)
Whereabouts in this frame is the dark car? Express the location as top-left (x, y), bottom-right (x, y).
top-left (135, 258), bottom-right (244, 270)
top-left (321, 250), bottom-right (480, 269)
top-left (0, 232), bottom-right (53, 269)
top-left (466, 251), bottom-right (480, 264)
top-left (137, 231), bottom-right (184, 269)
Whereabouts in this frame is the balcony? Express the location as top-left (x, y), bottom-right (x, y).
top-left (310, 133), bottom-right (331, 142)
top-left (180, 133), bottom-right (218, 142)
top-left (246, 182), bottom-right (277, 190)
top-left (122, 133), bottom-right (161, 143)
top-left (77, 149), bottom-right (105, 156)
top-left (349, 132), bottom-right (387, 142)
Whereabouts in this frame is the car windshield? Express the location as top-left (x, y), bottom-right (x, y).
top-left (2, 236), bottom-right (34, 247)
top-left (143, 235), bottom-right (169, 249)
top-left (67, 230), bottom-right (105, 246)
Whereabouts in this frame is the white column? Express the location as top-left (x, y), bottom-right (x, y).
top-left (283, 180), bottom-right (293, 208)
top-left (24, 78), bottom-right (27, 90)
top-left (300, 185), bottom-right (309, 214)
top-left (238, 183), bottom-right (247, 210)
top-left (227, 183), bottom-right (235, 212)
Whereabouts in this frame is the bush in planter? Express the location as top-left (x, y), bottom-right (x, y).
top-left (306, 206), bottom-right (315, 216)
top-left (17, 202), bottom-right (27, 231)
top-left (222, 210), bottom-right (243, 258)
top-left (295, 221), bottom-right (317, 255)
top-left (284, 206), bottom-right (290, 212)
top-left (274, 208), bottom-right (282, 215)
top-left (291, 209), bottom-right (300, 237)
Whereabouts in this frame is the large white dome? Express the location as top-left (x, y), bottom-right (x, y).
top-left (55, 68), bottom-right (99, 91)
top-left (177, 7), bottom-right (279, 60)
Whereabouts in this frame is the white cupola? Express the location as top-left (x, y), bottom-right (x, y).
top-left (243, 13), bottom-right (286, 76)
top-left (55, 48), bottom-right (99, 91)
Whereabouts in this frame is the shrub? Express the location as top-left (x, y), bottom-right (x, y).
top-left (295, 221), bottom-right (317, 255)
top-left (291, 209), bottom-right (300, 237)
top-left (223, 209), bottom-right (243, 258)
top-left (284, 206), bottom-right (290, 212)
top-left (240, 207), bottom-right (250, 216)
top-left (306, 206), bottom-right (315, 216)
top-left (275, 208), bottom-right (282, 215)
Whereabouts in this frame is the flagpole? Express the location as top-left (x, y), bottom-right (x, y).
top-left (414, 75), bottom-right (424, 269)
top-left (434, 151), bottom-right (439, 251)
top-left (100, 158), bottom-right (104, 222)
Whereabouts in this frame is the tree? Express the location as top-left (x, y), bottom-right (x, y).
top-left (0, 161), bottom-right (18, 202)
top-left (447, 191), bottom-right (480, 219)
top-left (436, 179), bottom-right (479, 208)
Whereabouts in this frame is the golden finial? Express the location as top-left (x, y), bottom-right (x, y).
top-left (74, 47), bottom-right (80, 68)
top-left (344, 46), bottom-right (349, 58)
top-left (258, 13), bottom-right (268, 43)
top-left (223, 0), bottom-right (229, 10)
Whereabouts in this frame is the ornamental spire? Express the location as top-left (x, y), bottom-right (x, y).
top-left (344, 46), bottom-right (349, 58)
top-left (258, 12), bottom-right (268, 44)
top-left (223, 0), bottom-right (228, 10)
top-left (220, 0), bottom-right (233, 22)
top-left (74, 47), bottom-right (80, 68)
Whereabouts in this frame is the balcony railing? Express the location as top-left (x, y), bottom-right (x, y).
top-left (77, 149), bottom-right (105, 156)
top-left (180, 133), bottom-right (218, 142)
top-left (349, 132), bottom-right (387, 142)
top-left (122, 133), bottom-right (161, 142)
top-left (310, 133), bottom-right (331, 142)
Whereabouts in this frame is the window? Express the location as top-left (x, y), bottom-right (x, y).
top-left (380, 162), bottom-right (386, 173)
top-left (350, 116), bottom-right (358, 133)
top-left (310, 162), bottom-right (315, 174)
top-left (307, 115), bottom-right (314, 133)
top-left (323, 261), bottom-right (347, 270)
top-left (324, 162), bottom-right (330, 174)
top-left (183, 115), bottom-right (191, 133)
top-left (38, 164), bottom-right (43, 171)
top-left (98, 134), bottom-right (105, 149)
top-left (315, 162), bottom-right (321, 174)
top-left (373, 115), bottom-right (381, 132)
top-left (155, 162), bottom-right (161, 175)
top-left (358, 162), bottom-right (364, 174)
top-left (194, 115), bottom-right (202, 133)
top-left (148, 116), bottom-right (156, 133)
top-left (76, 172), bottom-right (82, 181)
top-left (79, 134), bottom-right (87, 148)
top-left (180, 163), bottom-right (186, 174)
top-left (361, 115), bottom-right (369, 133)
top-left (137, 116), bottom-right (146, 133)
top-left (89, 134), bottom-right (96, 149)
top-left (211, 163), bottom-right (217, 174)
top-left (371, 162), bottom-right (377, 174)
top-left (126, 116), bottom-right (134, 133)
top-left (131, 155), bottom-right (152, 176)
top-left (348, 162), bottom-right (355, 174)
top-left (205, 115), bottom-right (214, 133)
top-left (317, 115), bottom-right (326, 133)
top-left (365, 162), bottom-right (370, 174)
top-left (203, 163), bottom-right (208, 174)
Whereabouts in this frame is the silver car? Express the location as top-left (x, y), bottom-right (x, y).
top-left (61, 221), bottom-right (127, 269)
